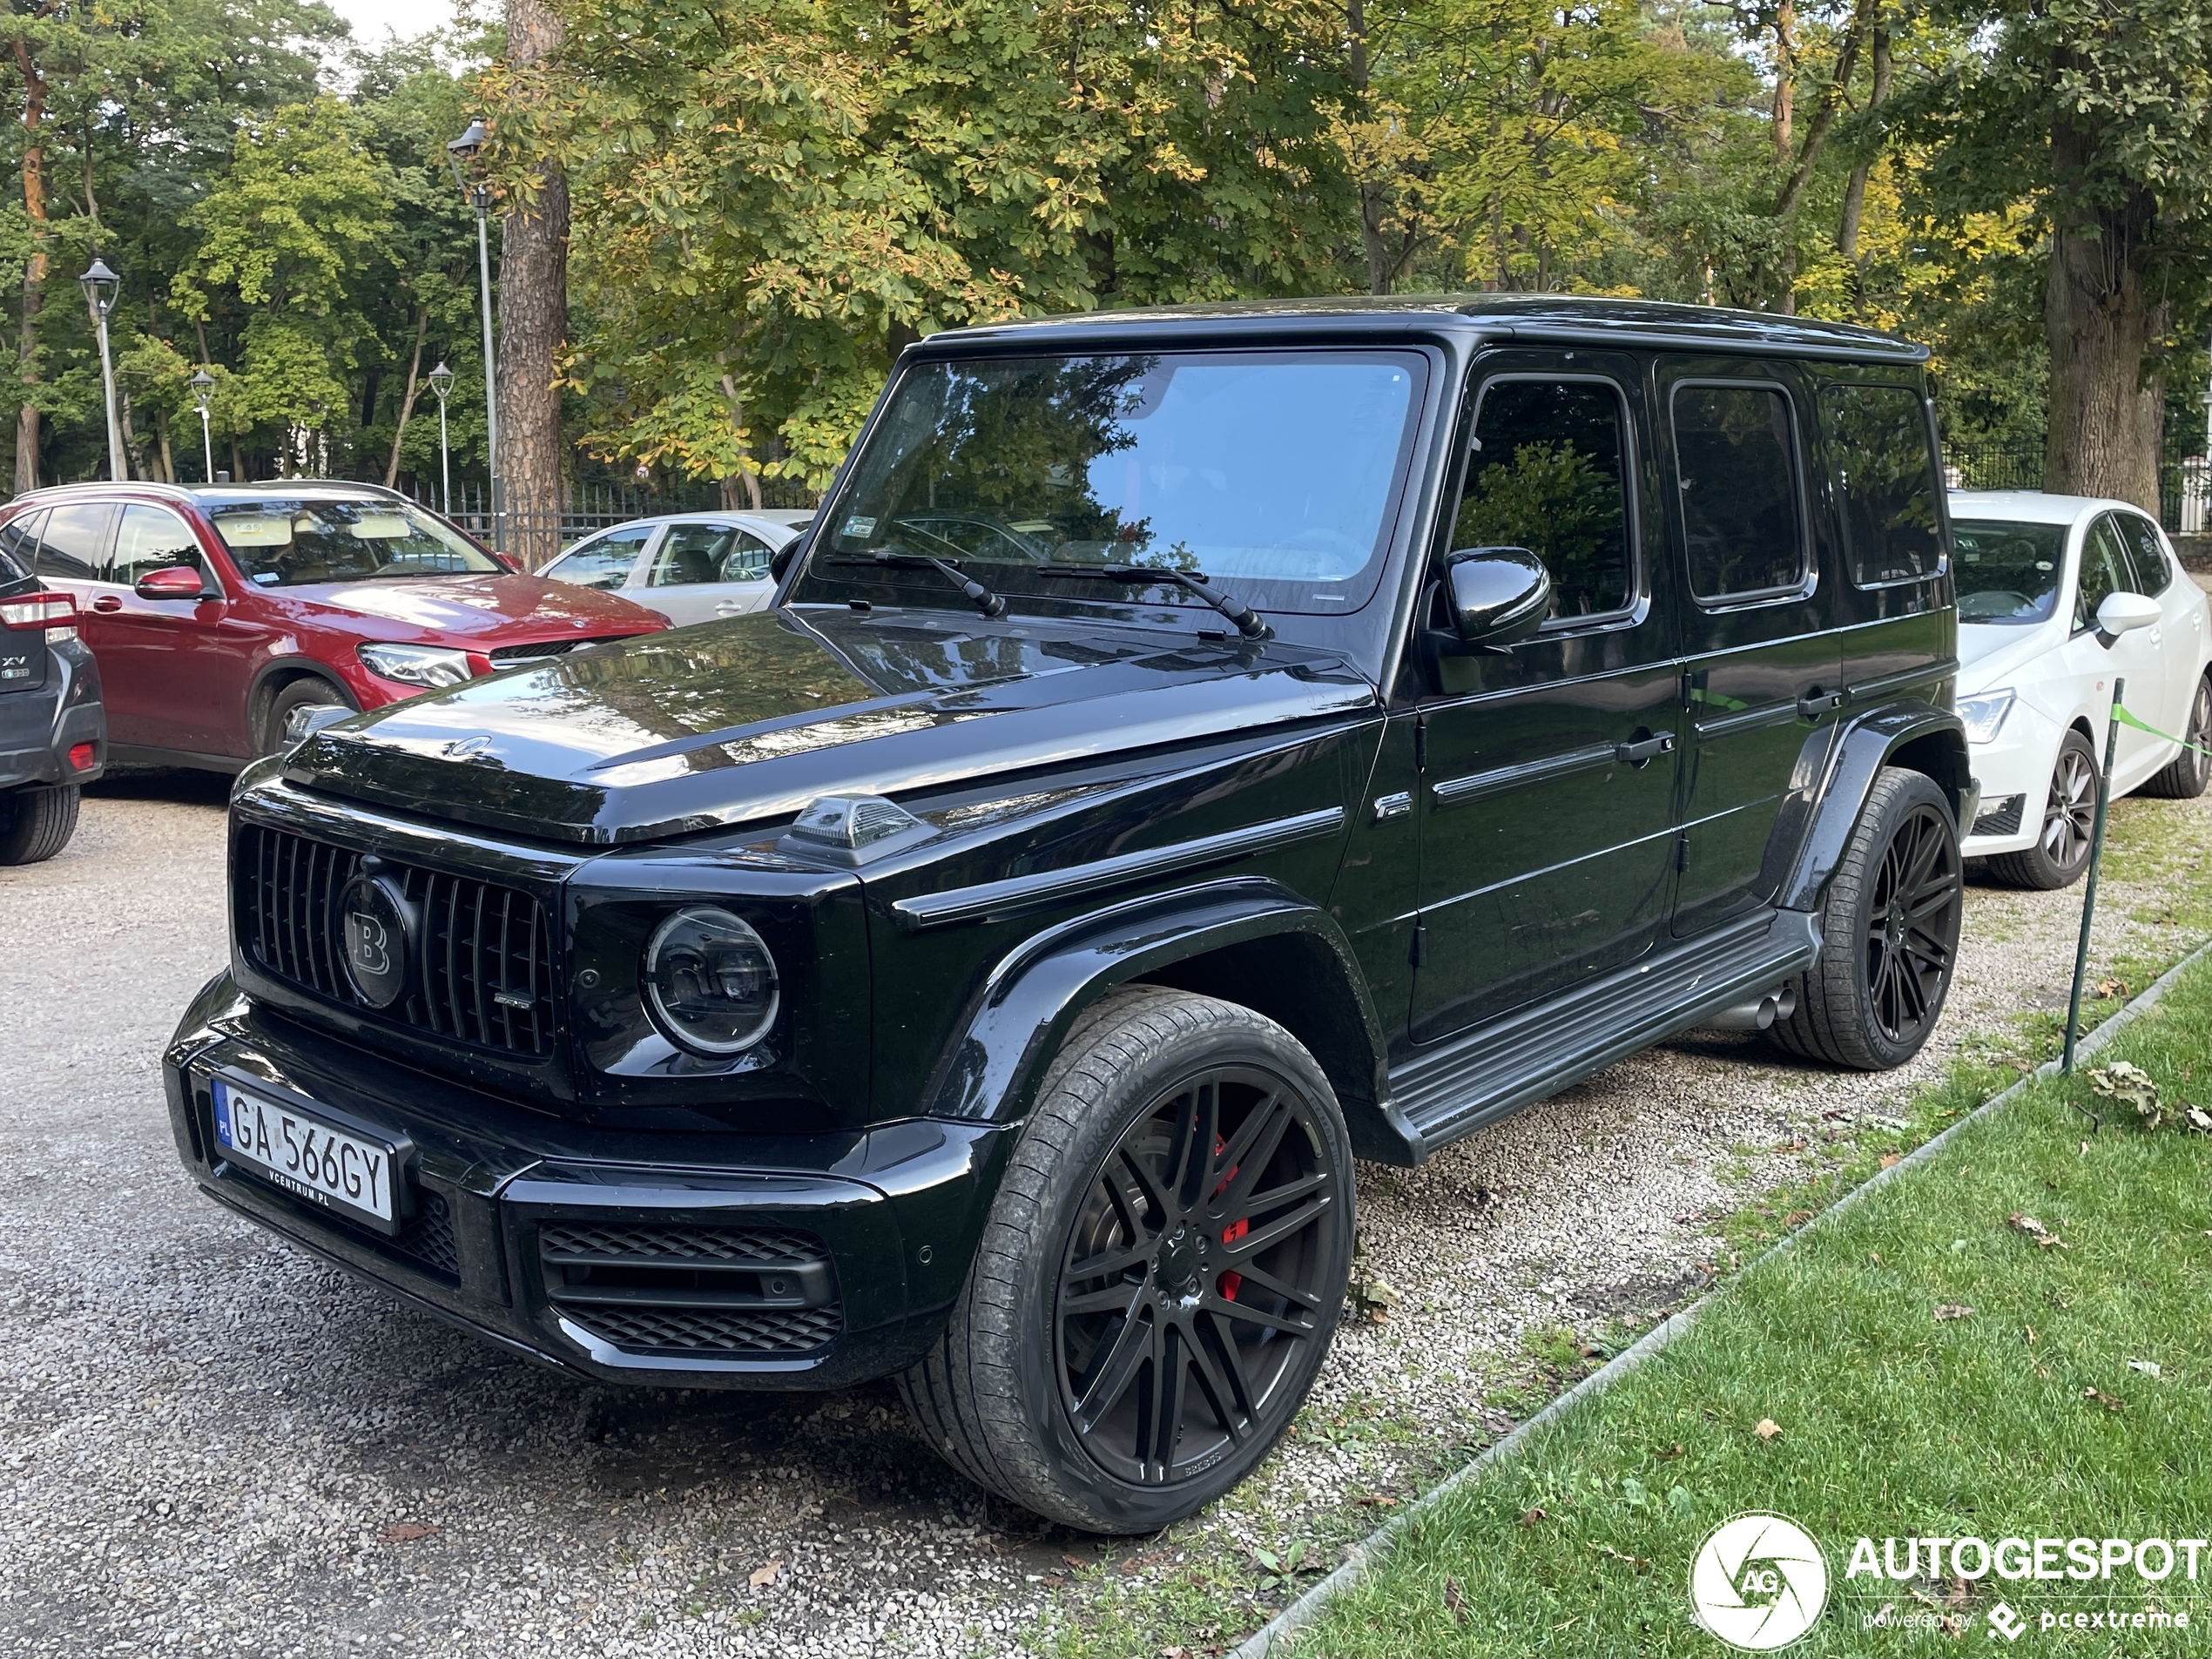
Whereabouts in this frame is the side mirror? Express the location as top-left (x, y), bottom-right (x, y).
top-left (2094, 590), bottom-right (2161, 647)
top-left (1442, 547), bottom-right (1551, 651)
top-left (134, 565), bottom-right (212, 602)
top-left (771, 535), bottom-right (806, 584)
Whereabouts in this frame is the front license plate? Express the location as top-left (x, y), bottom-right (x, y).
top-left (211, 1077), bottom-right (401, 1233)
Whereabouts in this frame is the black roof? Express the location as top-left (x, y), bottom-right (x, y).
top-left (921, 293), bottom-right (1928, 365)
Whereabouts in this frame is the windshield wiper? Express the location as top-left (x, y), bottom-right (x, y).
top-left (826, 551), bottom-right (1005, 619)
top-left (1037, 563), bottom-right (1271, 640)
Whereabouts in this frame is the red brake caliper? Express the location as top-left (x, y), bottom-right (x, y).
top-left (1213, 1134), bottom-right (1246, 1300)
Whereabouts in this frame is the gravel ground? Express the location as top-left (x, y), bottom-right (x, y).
top-left (2, 767), bottom-right (2206, 1659)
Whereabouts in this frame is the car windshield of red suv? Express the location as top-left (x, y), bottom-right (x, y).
top-left (207, 498), bottom-right (500, 587)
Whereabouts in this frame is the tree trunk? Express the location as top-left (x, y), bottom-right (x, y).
top-left (1837, 7), bottom-right (1892, 268)
top-left (14, 38), bottom-right (50, 496)
top-left (2043, 120), bottom-right (2163, 511)
top-left (155, 405), bottom-right (174, 483)
top-left (384, 305), bottom-right (429, 488)
top-left (498, 0), bottom-right (570, 570)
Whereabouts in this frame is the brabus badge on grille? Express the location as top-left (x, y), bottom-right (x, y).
top-left (340, 869), bottom-right (418, 1009)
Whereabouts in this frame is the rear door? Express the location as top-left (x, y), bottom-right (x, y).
top-left (1408, 350), bottom-right (1685, 1041)
top-left (2080, 513), bottom-right (2166, 779)
top-left (31, 501), bottom-right (133, 729)
top-left (2112, 510), bottom-right (2203, 746)
top-left (1662, 361), bottom-right (1841, 938)
top-left (639, 521), bottom-right (779, 624)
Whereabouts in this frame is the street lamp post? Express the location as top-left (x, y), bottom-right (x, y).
top-left (190, 368), bottom-right (216, 483)
top-left (447, 120), bottom-right (501, 550)
top-left (78, 260), bottom-right (125, 482)
top-left (428, 361), bottom-right (455, 516)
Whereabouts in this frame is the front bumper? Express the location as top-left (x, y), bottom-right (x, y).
top-left (1959, 701), bottom-right (2060, 859)
top-left (164, 972), bottom-right (1010, 1390)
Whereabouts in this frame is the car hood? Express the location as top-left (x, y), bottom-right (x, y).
top-left (281, 607), bottom-right (1379, 845)
top-left (1958, 619), bottom-right (2060, 691)
top-left (272, 572), bottom-right (663, 642)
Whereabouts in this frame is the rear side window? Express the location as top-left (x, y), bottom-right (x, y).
top-left (0, 510), bottom-right (41, 583)
top-left (547, 524), bottom-right (652, 590)
top-left (1672, 384), bottom-right (1806, 601)
top-left (114, 505), bottom-right (209, 587)
top-left (2114, 513), bottom-right (2173, 597)
top-left (648, 523), bottom-right (772, 588)
top-left (1455, 379), bottom-right (1635, 621)
top-left (35, 502), bottom-right (119, 581)
top-left (1822, 383), bottom-right (1943, 586)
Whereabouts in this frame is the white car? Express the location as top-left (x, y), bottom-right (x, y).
top-left (539, 512), bottom-right (808, 627)
top-left (1952, 490), bottom-right (2212, 886)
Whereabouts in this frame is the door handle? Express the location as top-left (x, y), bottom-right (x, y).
top-left (1797, 689), bottom-right (1844, 719)
top-left (91, 595), bottom-right (122, 613)
top-left (1614, 731), bottom-right (1676, 766)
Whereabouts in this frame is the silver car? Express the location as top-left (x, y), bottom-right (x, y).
top-left (540, 511), bottom-right (809, 626)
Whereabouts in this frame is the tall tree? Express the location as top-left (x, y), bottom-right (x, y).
top-left (496, 0), bottom-right (568, 566)
top-left (1917, 0), bottom-right (2212, 507)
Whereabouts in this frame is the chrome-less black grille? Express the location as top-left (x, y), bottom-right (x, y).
top-left (234, 822), bottom-right (556, 1057)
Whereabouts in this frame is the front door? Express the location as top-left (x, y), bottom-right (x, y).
top-left (99, 502), bottom-right (251, 758)
top-left (1409, 352), bottom-right (1684, 1042)
top-left (1662, 362), bottom-right (1842, 938)
top-left (638, 521), bottom-right (780, 624)
top-left (2078, 512), bottom-right (2167, 782)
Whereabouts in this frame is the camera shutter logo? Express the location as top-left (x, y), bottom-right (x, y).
top-left (1689, 1512), bottom-right (1830, 1651)
top-left (340, 870), bottom-right (417, 1008)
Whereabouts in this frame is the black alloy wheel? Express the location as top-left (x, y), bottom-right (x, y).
top-left (1986, 729), bottom-right (2099, 889)
top-left (1770, 765), bottom-right (1964, 1070)
top-left (1860, 799), bottom-right (1964, 1049)
top-left (2142, 673), bottom-right (2212, 799)
top-left (1055, 1064), bottom-right (1343, 1488)
top-left (899, 988), bottom-right (1354, 1532)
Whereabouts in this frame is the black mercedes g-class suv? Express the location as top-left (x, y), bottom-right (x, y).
top-left (1, 521), bottom-right (103, 862)
top-left (165, 297), bottom-right (1970, 1532)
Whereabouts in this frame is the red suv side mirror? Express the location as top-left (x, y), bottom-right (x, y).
top-left (135, 565), bottom-right (212, 601)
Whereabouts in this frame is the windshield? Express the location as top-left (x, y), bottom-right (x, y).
top-left (208, 498), bottom-right (500, 587)
top-left (803, 350), bottom-right (1426, 617)
top-left (1952, 519), bottom-right (2066, 624)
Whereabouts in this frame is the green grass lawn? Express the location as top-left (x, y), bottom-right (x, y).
top-left (1296, 954), bottom-right (2212, 1657)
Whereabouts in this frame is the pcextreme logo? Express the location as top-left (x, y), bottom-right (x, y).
top-left (1689, 1513), bottom-right (1831, 1651)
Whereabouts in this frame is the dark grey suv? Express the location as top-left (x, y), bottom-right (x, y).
top-left (0, 519), bottom-right (102, 861)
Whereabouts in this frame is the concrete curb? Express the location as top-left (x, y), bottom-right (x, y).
top-left (1230, 935), bottom-right (2212, 1658)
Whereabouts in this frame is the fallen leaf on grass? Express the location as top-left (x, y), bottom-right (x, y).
top-left (2094, 977), bottom-right (2128, 999)
top-left (1934, 1304), bottom-right (1975, 1321)
top-left (381, 1523), bottom-right (438, 1543)
top-left (2082, 1388), bottom-right (2123, 1413)
top-left (1519, 1507), bottom-right (1548, 1525)
top-left (2128, 1359), bottom-right (2161, 1378)
top-left (748, 1560), bottom-right (783, 1589)
top-left (2184, 1105), bottom-right (2212, 1134)
top-left (1878, 1153), bottom-right (1902, 1170)
top-left (1754, 1418), bottom-right (1783, 1441)
top-left (2089, 1061), bottom-right (2168, 1129)
top-left (1062, 1554), bottom-right (1088, 1571)
top-left (2007, 1213), bottom-right (2071, 1250)
top-left (1353, 1494), bottom-right (1399, 1508)
top-left (1444, 1575), bottom-right (1467, 1624)
top-left (1782, 1210), bottom-right (1813, 1228)
top-left (1123, 1550), bottom-right (1170, 1575)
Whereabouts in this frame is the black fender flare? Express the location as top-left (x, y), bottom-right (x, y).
top-left (921, 874), bottom-right (1419, 1165)
top-left (1777, 700), bottom-right (1971, 913)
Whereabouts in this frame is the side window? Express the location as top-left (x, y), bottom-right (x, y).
top-left (1454, 379), bottom-right (1635, 621)
top-left (34, 502), bottom-right (119, 582)
top-left (546, 524), bottom-right (651, 590)
top-left (0, 510), bottom-right (46, 583)
top-left (723, 529), bottom-right (774, 580)
top-left (2074, 516), bottom-right (2134, 630)
top-left (113, 505), bottom-right (209, 587)
top-left (2114, 514), bottom-right (2173, 597)
top-left (1821, 382), bottom-right (1943, 586)
top-left (650, 523), bottom-right (738, 587)
top-left (1672, 383), bottom-right (1807, 601)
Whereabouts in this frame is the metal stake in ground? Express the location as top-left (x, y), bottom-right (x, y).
top-left (2061, 675), bottom-right (2125, 1082)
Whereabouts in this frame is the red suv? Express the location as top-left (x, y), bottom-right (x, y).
top-left (3, 482), bottom-right (668, 767)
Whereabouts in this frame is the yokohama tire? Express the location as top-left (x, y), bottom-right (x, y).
top-left (1769, 765), bottom-right (1963, 1070)
top-left (0, 782), bottom-right (80, 864)
top-left (2139, 672), bottom-right (2210, 800)
top-left (1985, 728), bottom-right (2099, 889)
top-left (898, 987), bottom-right (1354, 1533)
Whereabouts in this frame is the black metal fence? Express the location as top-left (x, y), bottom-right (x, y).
top-left (411, 476), bottom-right (822, 556)
top-left (1942, 442), bottom-right (2209, 534)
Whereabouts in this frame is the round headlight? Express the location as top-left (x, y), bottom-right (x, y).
top-left (643, 907), bottom-right (779, 1055)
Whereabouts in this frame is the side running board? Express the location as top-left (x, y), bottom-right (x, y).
top-left (1386, 908), bottom-right (1822, 1161)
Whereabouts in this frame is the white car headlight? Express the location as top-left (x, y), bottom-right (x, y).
top-left (1957, 690), bottom-right (2014, 745)
top-left (357, 642), bottom-right (475, 688)
top-left (644, 907), bottom-right (780, 1055)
